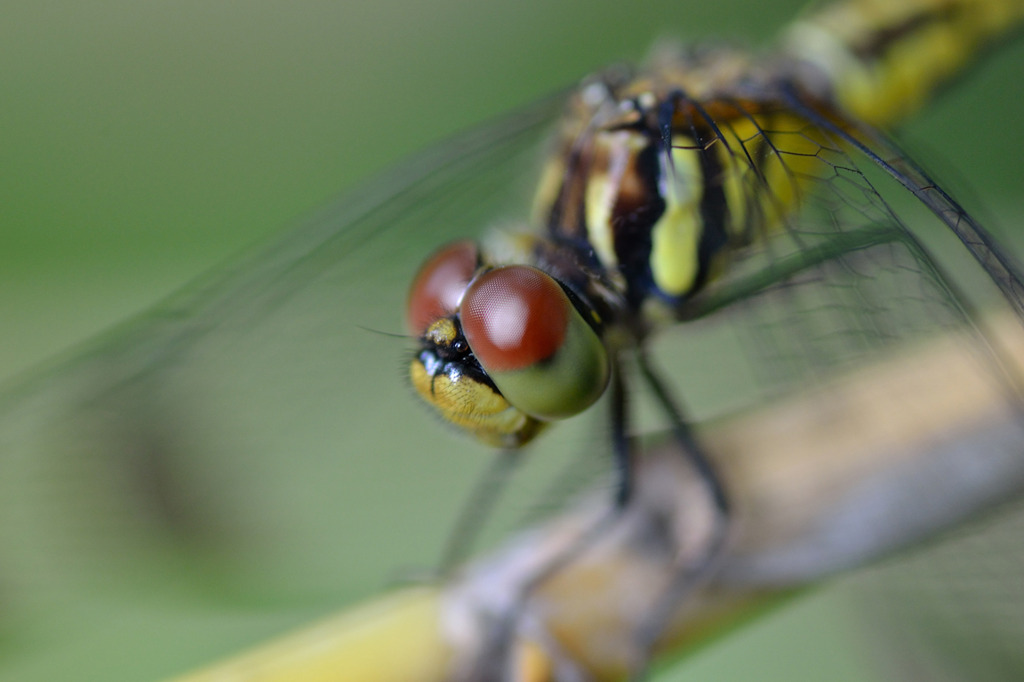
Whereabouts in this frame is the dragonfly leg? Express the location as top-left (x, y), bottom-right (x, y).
top-left (636, 350), bottom-right (729, 516)
top-left (610, 353), bottom-right (635, 507)
top-left (459, 360), bottom-right (640, 680)
top-left (462, 355), bottom-right (730, 680)
top-left (625, 349), bottom-right (731, 679)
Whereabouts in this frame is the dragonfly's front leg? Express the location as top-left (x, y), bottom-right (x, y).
top-left (623, 349), bottom-right (732, 679)
top-left (455, 362), bottom-right (638, 681)
top-left (457, 351), bottom-right (731, 681)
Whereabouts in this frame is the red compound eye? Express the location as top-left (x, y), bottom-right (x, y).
top-left (460, 266), bottom-right (570, 373)
top-left (406, 241), bottom-right (478, 335)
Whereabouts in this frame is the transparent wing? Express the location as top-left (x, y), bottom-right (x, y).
top-left (644, 94), bottom-right (1024, 680)
top-left (856, 499), bottom-right (1024, 681)
top-left (0, 98), bottom-right (566, 681)
top-left (652, 94), bottom-right (1023, 418)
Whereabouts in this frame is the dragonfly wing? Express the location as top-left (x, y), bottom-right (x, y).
top-left (854, 499), bottom-right (1024, 681)
top-left (0, 96), bottom-right (564, 679)
top-left (660, 94), bottom-right (1023, 415)
top-left (644, 95), bottom-right (1024, 679)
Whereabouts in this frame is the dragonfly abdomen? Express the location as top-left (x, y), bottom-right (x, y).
top-left (783, 0), bottom-right (1024, 127)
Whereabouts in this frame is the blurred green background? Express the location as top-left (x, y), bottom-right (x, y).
top-left (2, 1), bottom-right (1022, 680)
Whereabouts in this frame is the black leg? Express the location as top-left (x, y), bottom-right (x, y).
top-left (464, 353), bottom-right (730, 680)
top-left (636, 350), bottom-right (729, 516)
top-left (610, 355), bottom-right (635, 508)
top-left (628, 349), bottom-right (731, 680)
top-left (518, 357), bottom-right (637, 588)
top-left (462, 359), bottom-right (635, 680)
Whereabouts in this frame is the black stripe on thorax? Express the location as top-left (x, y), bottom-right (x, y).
top-left (610, 141), bottom-right (665, 308)
top-left (691, 132), bottom-right (731, 293)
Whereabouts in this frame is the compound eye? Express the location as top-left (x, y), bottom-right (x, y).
top-left (461, 266), bottom-right (609, 420)
top-left (406, 241), bottom-right (478, 335)
top-left (460, 266), bottom-right (567, 372)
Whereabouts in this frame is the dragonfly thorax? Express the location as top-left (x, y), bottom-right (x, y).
top-left (534, 80), bottom-right (744, 314)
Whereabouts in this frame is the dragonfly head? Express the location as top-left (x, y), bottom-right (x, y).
top-left (407, 241), bottom-right (611, 448)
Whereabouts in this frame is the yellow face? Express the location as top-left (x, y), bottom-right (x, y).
top-left (409, 318), bottom-right (547, 449)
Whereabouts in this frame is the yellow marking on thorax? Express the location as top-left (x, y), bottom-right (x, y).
top-left (645, 109), bottom-right (836, 298)
top-left (584, 130), bottom-right (649, 271)
top-left (532, 155), bottom-right (567, 227)
top-left (650, 146), bottom-right (704, 296)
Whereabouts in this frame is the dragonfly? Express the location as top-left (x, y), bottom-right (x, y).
top-left (400, 0), bottom-right (1024, 675)
top-left (2, 0), bottom-right (1024, 680)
